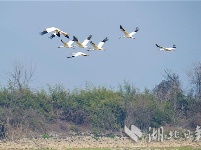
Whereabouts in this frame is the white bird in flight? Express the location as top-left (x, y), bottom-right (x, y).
top-left (66, 52), bottom-right (89, 58)
top-left (40, 27), bottom-right (70, 39)
top-left (58, 39), bottom-right (76, 49)
top-left (73, 35), bottom-right (92, 49)
top-left (119, 25), bottom-right (139, 39)
top-left (49, 30), bottom-right (70, 39)
top-left (156, 44), bottom-right (176, 51)
top-left (88, 37), bottom-right (109, 51)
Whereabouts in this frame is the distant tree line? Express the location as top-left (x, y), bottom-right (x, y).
top-left (0, 62), bottom-right (200, 139)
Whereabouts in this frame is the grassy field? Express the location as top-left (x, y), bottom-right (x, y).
top-left (63, 148), bottom-right (201, 150)
top-left (14, 147), bottom-right (201, 150)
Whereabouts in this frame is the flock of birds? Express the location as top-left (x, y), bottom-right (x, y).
top-left (40, 25), bottom-right (176, 58)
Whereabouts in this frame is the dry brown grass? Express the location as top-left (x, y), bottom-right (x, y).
top-left (0, 136), bottom-right (200, 150)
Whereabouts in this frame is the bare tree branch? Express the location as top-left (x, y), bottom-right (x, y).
top-left (5, 61), bottom-right (36, 90)
top-left (187, 62), bottom-right (201, 99)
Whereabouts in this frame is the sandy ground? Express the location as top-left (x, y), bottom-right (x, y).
top-left (0, 136), bottom-right (200, 150)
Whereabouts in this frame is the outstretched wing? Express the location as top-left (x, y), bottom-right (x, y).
top-left (156, 44), bottom-right (164, 49)
top-left (49, 30), bottom-right (60, 39)
top-left (60, 30), bottom-right (70, 38)
top-left (97, 37), bottom-right (108, 48)
top-left (78, 52), bottom-right (88, 56)
top-left (129, 27), bottom-right (139, 36)
top-left (40, 30), bottom-right (48, 35)
top-left (90, 41), bottom-right (99, 49)
top-left (73, 36), bottom-right (83, 47)
top-left (56, 30), bottom-right (60, 37)
top-left (120, 25), bottom-right (129, 36)
top-left (49, 32), bottom-right (56, 39)
top-left (73, 52), bottom-right (89, 57)
top-left (72, 36), bottom-right (78, 42)
top-left (67, 40), bottom-right (74, 46)
top-left (82, 35), bottom-right (92, 46)
top-left (61, 39), bottom-right (69, 47)
top-left (40, 27), bottom-right (58, 35)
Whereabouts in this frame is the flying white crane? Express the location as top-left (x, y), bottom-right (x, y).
top-left (40, 27), bottom-right (70, 39)
top-left (66, 52), bottom-right (89, 58)
top-left (40, 27), bottom-right (59, 35)
top-left (119, 25), bottom-right (139, 39)
top-left (156, 44), bottom-right (176, 51)
top-left (49, 30), bottom-right (70, 39)
top-left (88, 37), bottom-right (109, 51)
top-left (73, 35), bottom-right (92, 48)
top-left (58, 39), bottom-right (76, 49)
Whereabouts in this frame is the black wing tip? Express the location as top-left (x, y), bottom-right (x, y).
top-left (120, 25), bottom-right (125, 31)
top-left (87, 35), bottom-right (92, 40)
top-left (102, 37), bottom-right (109, 42)
top-left (56, 32), bottom-right (61, 37)
top-left (65, 35), bottom-right (70, 39)
top-left (40, 31), bottom-right (48, 35)
top-left (73, 36), bottom-right (78, 41)
top-left (156, 44), bottom-right (160, 47)
top-left (90, 41), bottom-right (95, 45)
top-left (49, 34), bottom-right (55, 39)
top-left (135, 27), bottom-right (139, 32)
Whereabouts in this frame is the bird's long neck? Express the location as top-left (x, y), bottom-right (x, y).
top-left (119, 36), bottom-right (126, 39)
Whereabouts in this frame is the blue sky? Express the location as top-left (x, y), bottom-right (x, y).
top-left (0, 1), bottom-right (201, 92)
